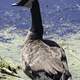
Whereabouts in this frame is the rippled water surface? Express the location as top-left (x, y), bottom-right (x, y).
top-left (0, 0), bottom-right (80, 36)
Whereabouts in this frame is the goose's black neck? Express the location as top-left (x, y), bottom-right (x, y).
top-left (30, 0), bottom-right (43, 39)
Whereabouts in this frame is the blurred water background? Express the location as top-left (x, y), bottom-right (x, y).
top-left (0, 0), bottom-right (80, 80)
top-left (0, 0), bottom-right (80, 36)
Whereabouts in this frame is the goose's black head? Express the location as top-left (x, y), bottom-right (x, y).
top-left (12, 0), bottom-right (34, 8)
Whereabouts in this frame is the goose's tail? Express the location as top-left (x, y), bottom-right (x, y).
top-left (60, 70), bottom-right (72, 80)
top-left (32, 71), bottom-right (72, 80)
top-left (30, 71), bottom-right (62, 80)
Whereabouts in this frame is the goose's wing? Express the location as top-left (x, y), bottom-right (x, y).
top-left (22, 40), bottom-right (68, 74)
top-left (29, 47), bottom-right (65, 74)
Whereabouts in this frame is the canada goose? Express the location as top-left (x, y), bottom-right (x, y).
top-left (12, 0), bottom-right (72, 80)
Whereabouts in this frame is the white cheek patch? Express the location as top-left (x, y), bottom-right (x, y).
top-left (25, 0), bottom-right (34, 8)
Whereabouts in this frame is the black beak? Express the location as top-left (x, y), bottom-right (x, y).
top-left (12, 0), bottom-right (29, 6)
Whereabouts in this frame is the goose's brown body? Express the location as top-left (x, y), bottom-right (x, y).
top-left (22, 39), bottom-right (64, 73)
top-left (21, 32), bottom-right (71, 80)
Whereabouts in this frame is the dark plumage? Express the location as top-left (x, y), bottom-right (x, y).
top-left (13, 0), bottom-right (72, 80)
